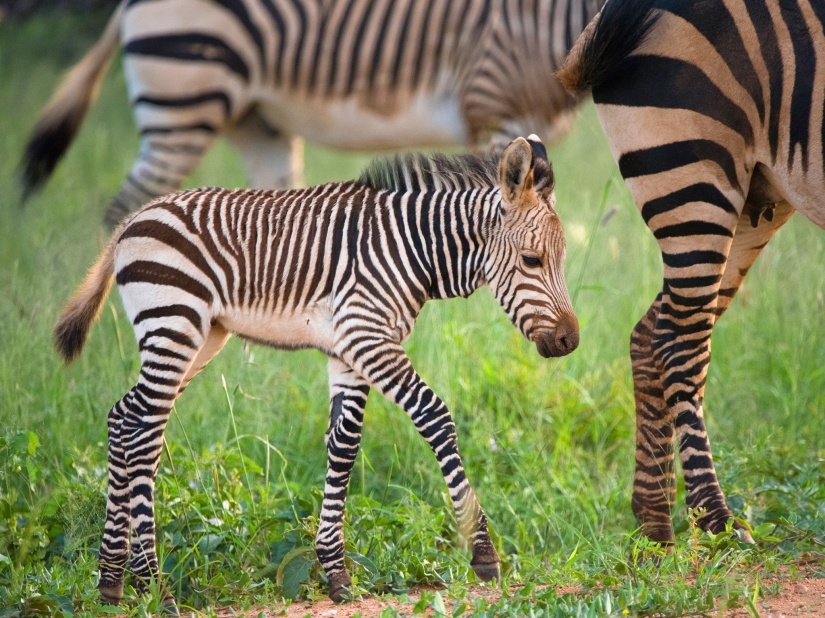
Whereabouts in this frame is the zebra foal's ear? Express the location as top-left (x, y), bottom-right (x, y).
top-left (527, 134), bottom-right (555, 200)
top-left (499, 137), bottom-right (535, 207)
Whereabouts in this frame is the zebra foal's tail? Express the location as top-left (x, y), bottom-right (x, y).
top-left (20, 0), bottom-right (126, 202)
top-left (54, 233), bottom-right (119, 364)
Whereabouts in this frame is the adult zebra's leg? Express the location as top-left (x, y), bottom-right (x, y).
top-left (630, 293), bottom-right (677, 544)
top-left (103, 127), bottom-right (218, 229)
top-left (341, 340), bottom-right (500, 582)
top-left (316, 357), bottom-right (370, 603)
top-left (656, 199), bottom-right (795, 538)
top-left (226, 112), bottom-right (304, 190)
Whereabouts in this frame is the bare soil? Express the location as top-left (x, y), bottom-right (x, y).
top-left (212, 577), bottom-right (825, 617)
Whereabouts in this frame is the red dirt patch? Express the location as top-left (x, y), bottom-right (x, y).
top-left (209, 577), bottom-right (825, 617)
top-left (727, 576), bottom-right (825, 617)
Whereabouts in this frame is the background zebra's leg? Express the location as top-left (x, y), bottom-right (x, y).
top-left (225, 112), bottom-right (304, 190)
top-left (630, 293), bottom-right (677, 545)
top-left (103, 128), bottom-right (218, 229)
top-left (342, 341), bottom-right (500, 583)
top-left (98, 391), bottom-right (135, 604)
top-left (315, 357), bottom-right (370, 603)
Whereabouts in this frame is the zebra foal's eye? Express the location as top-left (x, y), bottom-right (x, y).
top-left (522, 255), bottom-right (542, 268)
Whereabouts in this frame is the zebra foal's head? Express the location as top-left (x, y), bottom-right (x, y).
top-left (487, 136), bottom-right (578, 358)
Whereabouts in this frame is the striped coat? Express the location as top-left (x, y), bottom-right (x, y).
top-left (54, 136), bottom-right (578, 608)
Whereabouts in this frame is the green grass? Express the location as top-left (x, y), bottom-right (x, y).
top-left (2, 12), bottom-right (825, 618)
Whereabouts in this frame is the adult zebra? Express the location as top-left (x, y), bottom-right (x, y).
top-left (20, 0), bottom-right (602, 228)
top-left (54, 136), bottom-right (578, 610)
top-left (558, 0), bottom-right (825, 545)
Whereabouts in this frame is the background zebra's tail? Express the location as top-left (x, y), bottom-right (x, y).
top-left (556, 0), bottom-right (659, 95)
top-left (19, 0), bottom-right (125, 202)
top-left (54, 233), bottom-right (118, 364)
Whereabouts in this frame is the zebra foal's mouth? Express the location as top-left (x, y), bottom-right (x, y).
top-left (533, 313), bottom-right (579, 358)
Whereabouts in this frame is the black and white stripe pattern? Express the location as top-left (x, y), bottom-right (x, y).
top-left (54, 136), bottom-right (578, 608)
top-left (21, 0), bottom-right (603, 228)
top-left (559, 0), bottom-right (825, 545)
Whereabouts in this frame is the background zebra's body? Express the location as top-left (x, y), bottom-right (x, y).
top-left (559, 0), bottom-right (825, 544)
top-left (20, 0), bottom-right (602, 227)
top-left (54, 137), bottom-right (578, 608)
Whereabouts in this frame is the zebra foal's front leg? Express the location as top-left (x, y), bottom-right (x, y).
top-left (340, 339), bottom-right (500, 584)
top-left (316, 357), bottom-right (370, 603)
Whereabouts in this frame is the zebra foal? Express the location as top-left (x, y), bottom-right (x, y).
top-left (559, 0), bottom-right (825, 544)
top-left (54, 136), bottom-right (578, 609)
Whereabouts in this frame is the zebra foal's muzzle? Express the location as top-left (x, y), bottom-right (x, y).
top-left (534, 313), bottom-right (579, 358)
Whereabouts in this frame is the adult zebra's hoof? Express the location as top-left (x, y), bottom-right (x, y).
top-left (327, 571), bottom-right (353, 603)
top-left (471, 561), bottom-right (500, 583)
top-left (97, 582), bottom-right (123, 606)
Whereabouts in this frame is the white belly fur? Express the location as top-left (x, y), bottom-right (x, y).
top-left (254, 88), bottom-right (468, 150)
top-left (218, 298), bottom-right (335, 353)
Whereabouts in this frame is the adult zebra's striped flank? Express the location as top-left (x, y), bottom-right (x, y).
top-left (20, 0), bottom-right (602, 228)
top-left (54, 136), bottom-right (578, 610)
top-left (559, 0), bottom-right (825, 544)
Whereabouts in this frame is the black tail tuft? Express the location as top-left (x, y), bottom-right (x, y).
top-left (557, 0), bottom-right (660, 95)
top-left (54, 311), bottom-right (91, 364)
top-left (19, 113), bottom-right (82, 204)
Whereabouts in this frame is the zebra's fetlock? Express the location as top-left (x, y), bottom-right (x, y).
top-left (97, 579), bottom-right (124, 605)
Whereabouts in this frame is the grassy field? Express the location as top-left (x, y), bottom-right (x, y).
top-left (2, 12), bottom-right (825, 618)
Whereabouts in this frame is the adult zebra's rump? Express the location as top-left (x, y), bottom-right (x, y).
top-left (55, 136), bottom-right (578, 609)
top-left (559, 0), bottom-right (825, 544)
top-left (21, 0), bottom-right (602, 228)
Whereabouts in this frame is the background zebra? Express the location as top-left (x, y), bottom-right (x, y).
top-left (559, 0), bottom-right (825, 545)
top-left (20, 0), bottom-right (602, 228)
top-left (53, 136), bottom-right (578, 609)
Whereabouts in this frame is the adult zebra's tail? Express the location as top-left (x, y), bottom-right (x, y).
top-left (556, 0), bottom-right (659, 95)
top-left (54, 234), bottom-right (118, 364)
top-left (20, 0), bottom-right (125, 202)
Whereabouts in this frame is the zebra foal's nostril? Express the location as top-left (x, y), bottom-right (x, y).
top-left (554, 314), bottom-right (579, 354)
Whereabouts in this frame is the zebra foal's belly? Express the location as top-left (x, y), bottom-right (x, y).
top-left (255, 88), bottom-right (469, 150)
top-left (218, 297), bottom-right (336, 354)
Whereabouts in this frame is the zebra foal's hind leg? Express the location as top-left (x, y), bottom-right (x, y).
top-left (98, 318), bottom-right (224, 612)
top-left (315, 357), bottom-right (370, 603)
top-left (339, 338), bottom-right (500, 584)
top-left (98, 390), bottom-right (136, 604)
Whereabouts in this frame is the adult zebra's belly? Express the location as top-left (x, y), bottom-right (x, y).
top-left (255, 88), bottom-right (469, 150)
top-left (219, 298), bottom-right (336, 354)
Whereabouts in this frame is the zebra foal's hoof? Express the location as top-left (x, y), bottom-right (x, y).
top-left (471, 561), bottom-right (501, 583)
top-left (160, 596), bottom-right (180, 616)
top-left (327, 571), bottom-right (353, 603)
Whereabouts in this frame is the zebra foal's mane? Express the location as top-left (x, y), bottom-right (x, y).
top-left (358, 151), bottom-right (553, 193)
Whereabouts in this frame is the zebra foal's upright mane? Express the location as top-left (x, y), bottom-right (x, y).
top-left (359, 151), bottom-right (554, 193)
top-left (358, 152), bottom-right (500, 192)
